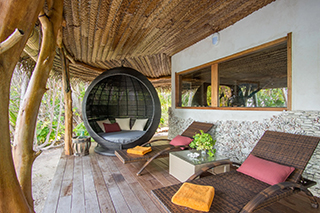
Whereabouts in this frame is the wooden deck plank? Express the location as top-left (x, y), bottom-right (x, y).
top-left (83, 155), bottom-right (100, 213)
top-left (111, 156), bottom-right (164, 213)
top-left (145, 160), bottom-right (174, 187)
top-left (42, 152), bottom-right (66, 213)
top-left (129, 182), bottom-right (163, 213)
top-left (96, 155), bottom-right (131, 213)
top-left (43, 141), bottom-right (320, 213)
top-left (56, 155), bottom-right (74, 213)
top-left (71, 157), bottom-right (85, 213)
top-left (57, 196), bottom-right (72, 213)
top-left (128, 161), bottom-right (165, 194)
top-left (90, 154), bottom-right (116, 213)
top-left (105, 157), bottom-right (147, 213)
top-left (111, 156), bottom-right (140, 184)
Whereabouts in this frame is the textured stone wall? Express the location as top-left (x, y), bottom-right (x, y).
top-left (168, 108), bottom-right (320, 196)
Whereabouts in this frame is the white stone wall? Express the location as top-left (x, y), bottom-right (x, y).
top-left (168, 108), bottom-right (320, 196)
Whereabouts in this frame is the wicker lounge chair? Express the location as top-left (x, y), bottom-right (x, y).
top-left (151, 131), bottom-right (320, 212)
top-left (115, 121), bottom-right (214, 176)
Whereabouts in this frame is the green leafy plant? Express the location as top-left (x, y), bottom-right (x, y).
top-left (73, 122), bottom-right (89, 136)
top-left (189, 130), bottom-right (216, 157)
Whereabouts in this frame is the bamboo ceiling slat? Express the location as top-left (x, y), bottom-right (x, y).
top-left (100, 0), bottom-right (128, 61)
top-left (129, 0), bottom-right (182, 56)
top-left (142, 0), bottom-right (208, 55)
top-left (55, 0), bottom-right (276, 85)
top-left (91, 0), bottom-right (113, 63)
top-left (86, 0), bottom-right (101, 63)
top-left (70, 0), bottom-right (81, 59)
top-left (63, 0), bottom-right (76, 57)
top-left (121, 0), bottom-right (173, 57)
top-left (121, 0), bottom-right (162, 58)
top-left (79, 0), bottom-right (89, 64)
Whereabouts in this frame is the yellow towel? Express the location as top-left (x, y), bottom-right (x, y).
top-left (127, 146), bottom-right (152, 155)
top-left (171, 182), bottom-right (215, 212)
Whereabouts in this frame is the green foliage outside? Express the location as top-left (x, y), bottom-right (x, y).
top-left (156, 87), bottom-right (171, 128)
top-left (255, 88), bottom-right (287, 107)
top-left (9, 65), bottom-right (89, 148)
top-left (73, 122), bottom-right (89, 136)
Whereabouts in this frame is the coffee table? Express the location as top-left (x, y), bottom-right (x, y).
top-left (169, 150), bottom-right (230, 182)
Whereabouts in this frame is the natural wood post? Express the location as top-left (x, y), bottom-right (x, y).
top-left (0, 28), bottom-right (24, 54)
top-left (0, 0), bottom-right (45, 211)
top-left (60, 47), bottom-right (73, 155)
top-left (12, 0), bottom-right (64, 209)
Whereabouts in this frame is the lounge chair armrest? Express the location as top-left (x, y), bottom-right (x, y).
top-left (299, 177), bottom-right (317, 188)
top-left (240, 181), bottom-right (319, 213)
top-left (187, 160), bottom-right (233, 181)
top-left (232, 162), bottom-right (242, 167)
top-left (141, 138), bottom-right (171, 147)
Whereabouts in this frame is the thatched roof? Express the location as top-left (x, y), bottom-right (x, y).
top-left (47, 0), bottom-right (276, 85)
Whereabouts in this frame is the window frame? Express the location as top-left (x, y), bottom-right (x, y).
top-left (175, 33), bottom-right (292, 111)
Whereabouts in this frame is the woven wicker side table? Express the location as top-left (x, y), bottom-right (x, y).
top-left (169, 150), bottom-right (230, 182)
top-left (72, 136), bottom-right (91, 156)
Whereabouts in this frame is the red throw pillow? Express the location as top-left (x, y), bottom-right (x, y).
top-left (237, 154), bottom-right (295, 185)
top-left (169, 135), bottom-right (193, 147)
top-left (103, 123), bottom-right (121, 133)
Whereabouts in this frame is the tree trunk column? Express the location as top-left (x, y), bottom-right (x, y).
top-left (60, 48), bottom-right (73, 155)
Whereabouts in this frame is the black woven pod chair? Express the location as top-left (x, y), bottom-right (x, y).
top-left (82, 67), bottom-right (161, 156)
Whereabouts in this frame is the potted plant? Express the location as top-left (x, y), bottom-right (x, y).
top-left (189, 130), bottom-right (216, 157)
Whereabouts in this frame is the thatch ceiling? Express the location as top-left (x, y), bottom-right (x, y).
top-left (48, 0), bottom-right (276, 86)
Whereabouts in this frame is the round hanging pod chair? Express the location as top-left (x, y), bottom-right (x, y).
top-left (82, 67), bottom-right (161, 156)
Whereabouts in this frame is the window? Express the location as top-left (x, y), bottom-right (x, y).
top-left (176, 33), bottom-right (291, 110)
top-left (179, 67), bottom-right (211, 107)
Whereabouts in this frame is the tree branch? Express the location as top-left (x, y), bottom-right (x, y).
top-left (0, 29), bottom-right (24, 54)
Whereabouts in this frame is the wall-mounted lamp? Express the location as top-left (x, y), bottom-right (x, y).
top-left (212, 32), bottom-right (220, 46)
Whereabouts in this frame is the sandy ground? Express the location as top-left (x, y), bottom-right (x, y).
top-left (32, 147), bottom-right (63, 213)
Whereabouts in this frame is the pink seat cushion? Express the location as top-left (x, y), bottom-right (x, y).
top-left (103, 123), bottom-right (121, 133)
top-left (169, 135), bottom-right (193, 147)
top-left (237, 154), bottom-right (295, 185)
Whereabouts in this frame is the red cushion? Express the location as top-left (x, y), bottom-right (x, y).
top-left (169, 135), bottom-right (193, 147)
top-left (237, 154), bottom-right (295, 185)
top-left (103, 123), bottom-right (121, 133)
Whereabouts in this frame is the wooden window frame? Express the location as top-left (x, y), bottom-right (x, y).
top-left (175, 33), bottom-right (292, 111)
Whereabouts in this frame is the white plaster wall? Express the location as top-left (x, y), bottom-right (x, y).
top-left (171, 0), bottom-right (320, 121)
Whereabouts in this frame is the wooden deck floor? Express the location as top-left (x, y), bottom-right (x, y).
top-left (43, 142), bottom-right (320, 213)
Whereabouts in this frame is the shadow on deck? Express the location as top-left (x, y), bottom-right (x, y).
top-left (43, 141), bottom-right (320, 213)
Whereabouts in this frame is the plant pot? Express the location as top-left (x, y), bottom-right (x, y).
top-left (72, 136), bottom-right (91, 156)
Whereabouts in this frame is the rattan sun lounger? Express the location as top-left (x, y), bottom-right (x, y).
top-left (151, 131), bottom-right (320, 212)
top-left (115, 121), bottom-right (214, 175)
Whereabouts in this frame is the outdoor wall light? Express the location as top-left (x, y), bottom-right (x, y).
top-left (212, 32), bottom-right (220, 46)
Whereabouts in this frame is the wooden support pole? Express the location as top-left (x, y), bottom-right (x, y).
top-left (211, 64), bottom-right (219, 107)
top-left (60, 48), bottom-right (73, 155)
top-left (0, 28), bottom-right (24, 54)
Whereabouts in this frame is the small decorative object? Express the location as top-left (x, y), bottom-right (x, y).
top-left (189, 130), bottom-right (216, 157)
top-left (72, 135), bottom-right (91, 156)
top-left (187, 152), bottom-right (200, 159)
